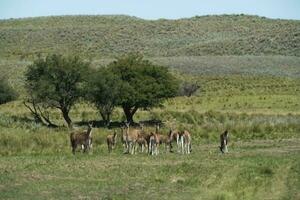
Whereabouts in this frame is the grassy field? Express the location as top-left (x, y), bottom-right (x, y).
top-left (0, 139), bottom-right (299, 200)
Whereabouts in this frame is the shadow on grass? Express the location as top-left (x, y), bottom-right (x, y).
top-left (0, 114), bottom-right (59, 128)
top-left (75, 119), bottom-right (163, 129)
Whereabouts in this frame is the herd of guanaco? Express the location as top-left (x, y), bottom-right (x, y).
top-left (69, 122), bottom-right (229, 155)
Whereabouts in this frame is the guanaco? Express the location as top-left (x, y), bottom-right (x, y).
top-left (70, 123), bottom-right (93, 154)
top-left (168, 129), bottom-right (180, 153)
top-left (107, 130), bottom-right (118, 153)
top-left (179, 130), bottom-right (192, 154)
top-left (219, 130), bottom-right (229, 153)
top-left (122, 123), bottom-right (140, 154)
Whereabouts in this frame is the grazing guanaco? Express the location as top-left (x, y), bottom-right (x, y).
top-left (70, 123), bottom-right (93, 154)
top-left (107, 130), bottom-right (117, 153)
top-left (121, 126), bottom-right (128, 152)
top-left (168, 129), bottom-right (180, 153)
top-left (136, 123), bottom-right (149, 153)
top-left (179, 130), bottom-right (192, 154)
top-left (155, 134), bottom-right (170, 152)
top-left (219, 130), bottom-right (229, 153)
top-left (149, 132), bottom-right (159, 155)
top-left (154, 124), bottom-right (171, 153)
top-left (137, 134), bottom-right (148, 153)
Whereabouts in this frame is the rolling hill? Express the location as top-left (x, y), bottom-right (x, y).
top-left (0, 14), bottom-right (299, 58)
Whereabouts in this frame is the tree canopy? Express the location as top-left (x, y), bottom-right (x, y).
top-left (24, 53), bottom-right (178, 126)
top-left (107, 54), bottom-right (179, 123)
top-left (85, 68), bottom-right (123, 125)
top-left (25, 54), bottom-right (90, 127)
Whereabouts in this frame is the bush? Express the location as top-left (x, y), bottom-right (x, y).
top-left (0, 77), bottom-right (17, 104)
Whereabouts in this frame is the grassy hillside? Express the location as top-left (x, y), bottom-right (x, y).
top-left (152, 56), bottom-right (300, 78)
top-left (0, 14), bottom-right (299, 58)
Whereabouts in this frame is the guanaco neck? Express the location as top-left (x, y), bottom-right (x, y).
top-left (126, 126), bottom-right (129, 136)
top-left (113, 132), bottom-right (117, 141)
top-left (87, 126), bottom-right (92, 137)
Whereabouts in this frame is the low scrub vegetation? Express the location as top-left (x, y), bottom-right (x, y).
top-left (0, 77), bottom-right (17, 104)
top-left (0, 15), bottom-right (299, 58)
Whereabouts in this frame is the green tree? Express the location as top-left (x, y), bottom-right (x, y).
top-left (0, 77), bottom-right (17, 104)
top-left (85, 68), bottom-right (122, 126)
top-left (108, 54), bottom-right (179, 123)
top-left (24, 54), bottom-right (89, 128)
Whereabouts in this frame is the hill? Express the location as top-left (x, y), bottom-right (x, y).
top-left (0, 14), bottom-right (299, 58)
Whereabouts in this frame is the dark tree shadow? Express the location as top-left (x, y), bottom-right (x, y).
top-left (8, 115), bottom-right (58, 128)
top-left (74, 119), bottom-right (163, 129)
top-left (139, 119), bottom-right (163, 127)
top-left (75, 120), bottom-right (124, 129)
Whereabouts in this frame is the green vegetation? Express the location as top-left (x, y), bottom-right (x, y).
top-left (0, 14), bottom-right (299, 199)
top-left (24, 54), bottom-right (90, 127)
top-left (0, 14), bottom-right (299, 58)
top-left (85, 67), bottom-right (122, 125)
top-left (23, 53), bottom-right (178, 125)
top-left (0, 77), bottom-right (17, 104)
top-left (108, 54), bottom-right (179, 123)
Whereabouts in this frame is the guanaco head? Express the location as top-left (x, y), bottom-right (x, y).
top-left (168, 128), bottom-right (172, 134)
top-left (168, 129), bottom-right (178, 140)
top-left (87, 122), bottom-right (93, 136)
top-left (87, 122), bottom-right (93, 129)
top-left (140, 123), bottom-right (144, 130)
top-left (150, 131), bottom-right (155, 136)
top-left (168, 129), bottom-right (173, 137)
top-left (224, 130), bottom-right (228, 136)
top-left (155, 124), bottom-right (160, 133)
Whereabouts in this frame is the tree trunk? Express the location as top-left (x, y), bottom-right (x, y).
top-left (23, 101), bottom-right (45, 125)
top-left (100, 111), bottom-right (110, 127)
top-left (123, 106), bottom-right (138, 124)
top-left (36, 106), bottom-right (57, 128)
top-left (61, 108), bottom-right (72, 128)
top-left (106, 113), bottom-right (111, 127)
